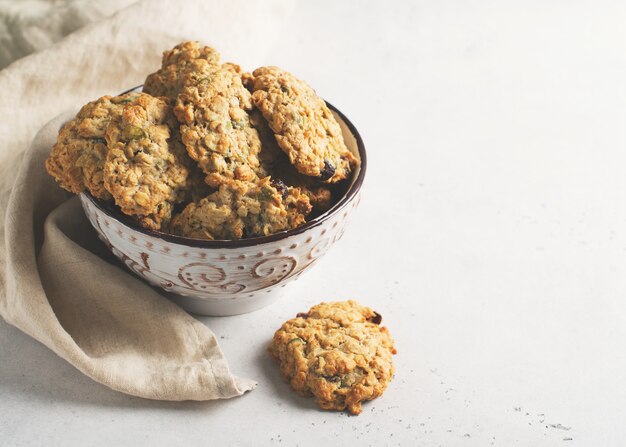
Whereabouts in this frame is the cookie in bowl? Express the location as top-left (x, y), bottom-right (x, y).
top-left (168, 177), bottom-right (311, 240)
top-left (248, 66), bottom-right (359, 183)
top-left (45, 93), bottom-right (140, 201)
top-left (103, 93), bottom-right (190, 230)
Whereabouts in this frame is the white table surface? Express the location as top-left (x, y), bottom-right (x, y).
top-left (2, 1), bottom-right (625, 445)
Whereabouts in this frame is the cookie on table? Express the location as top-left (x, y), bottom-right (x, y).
top-left (248, 66), bottom-right (359, 183)
top-left (143, 41), bottom-right (221, 100)
top-left (269, 300), bottom-right (396, 415)
top-left (168, 177), bottom-right (311, 240)
top-left (45, 93), bottom-right (141, 200)
top-left (251, 110), bottom-right (333, 213)
top-left (174, 63), bottom-right (265, 187)
top-left (104, 93), bottom-right (190, 230)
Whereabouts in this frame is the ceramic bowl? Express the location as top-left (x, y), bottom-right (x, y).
top-left (80, 102), bottom-right (366, 316)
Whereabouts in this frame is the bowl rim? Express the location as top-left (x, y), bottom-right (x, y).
top-left (83, 100), bottom-right (366, 249)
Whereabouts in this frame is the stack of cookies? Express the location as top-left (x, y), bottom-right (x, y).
top-left (46, 41), bottom-right (359, 240)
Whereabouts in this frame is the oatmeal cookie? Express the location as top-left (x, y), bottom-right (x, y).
top-left (174, 63), bottom-right (264, 187)
top-left (143, 41), bottom-right (221, 100)
top-left (104, 93), bottom-right (190, 230)
top-left (248, 66), bottom-right (359, 183)
top-left (251, 110), bottom-right (333, 212)
top-left (169, 177), bottom-right (311, 240)
top-left (269, 300), bottom-right (396, 415)
top-left (45, 93), bottom-right (141, 200)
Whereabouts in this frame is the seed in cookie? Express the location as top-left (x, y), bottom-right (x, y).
top-left (45, 93), bottom-right (141, 200)
top-left (168, 177), bottom-right (312, 240)
top-left (248, 66), bottom-right (359, 183)
top-left (269, 300), bottom-right (396, 415)
top-left (174, 63), bottom-right (265, 188)
top-left (143, 41), bottom-right (221, 100)
top-left (104, 93), bottom-right (190, 230)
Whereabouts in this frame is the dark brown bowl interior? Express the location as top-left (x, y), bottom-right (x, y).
top-left (85, 101), bottom-right (366, 249)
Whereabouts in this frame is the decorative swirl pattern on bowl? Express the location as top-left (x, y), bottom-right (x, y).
top-left (252, 257), bottom-right (297, 281)
top-left (178, 263), bottom-right (246, 294)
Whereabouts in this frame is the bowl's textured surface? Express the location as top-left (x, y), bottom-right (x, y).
top-left (79, 105), bottom-right (365, 315)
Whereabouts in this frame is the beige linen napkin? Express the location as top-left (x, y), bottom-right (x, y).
top-left (0, 0), bottom-right (293, 400)
top-left (0, 0), bottom-right (137, 69)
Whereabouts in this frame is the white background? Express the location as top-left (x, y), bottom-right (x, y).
top-left (2, 1), bottom-right (626, 445)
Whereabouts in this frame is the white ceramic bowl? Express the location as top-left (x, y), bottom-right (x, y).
top-left (80, 102), bottom-right (366, 316)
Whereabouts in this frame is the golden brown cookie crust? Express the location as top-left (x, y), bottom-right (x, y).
top-left (174, 63), bottom-right (265, 188)
top-left (45, 93), bottom-right (141, 200)
top-left (249, 66), bottom-right (359, 183)
top-left (104, 93), bottom-right (190, 230)
top-left (143, 41), bottom-right (221, 100)
top-left (269, 301), bottom-right (396, 415)
top-left (168, 177), bottom-right (311, 240)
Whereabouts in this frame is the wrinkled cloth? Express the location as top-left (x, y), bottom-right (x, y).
top-left (0, 0), bottom-right (136, 69)
top-left (0, 0), bottom-right (293, 400)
